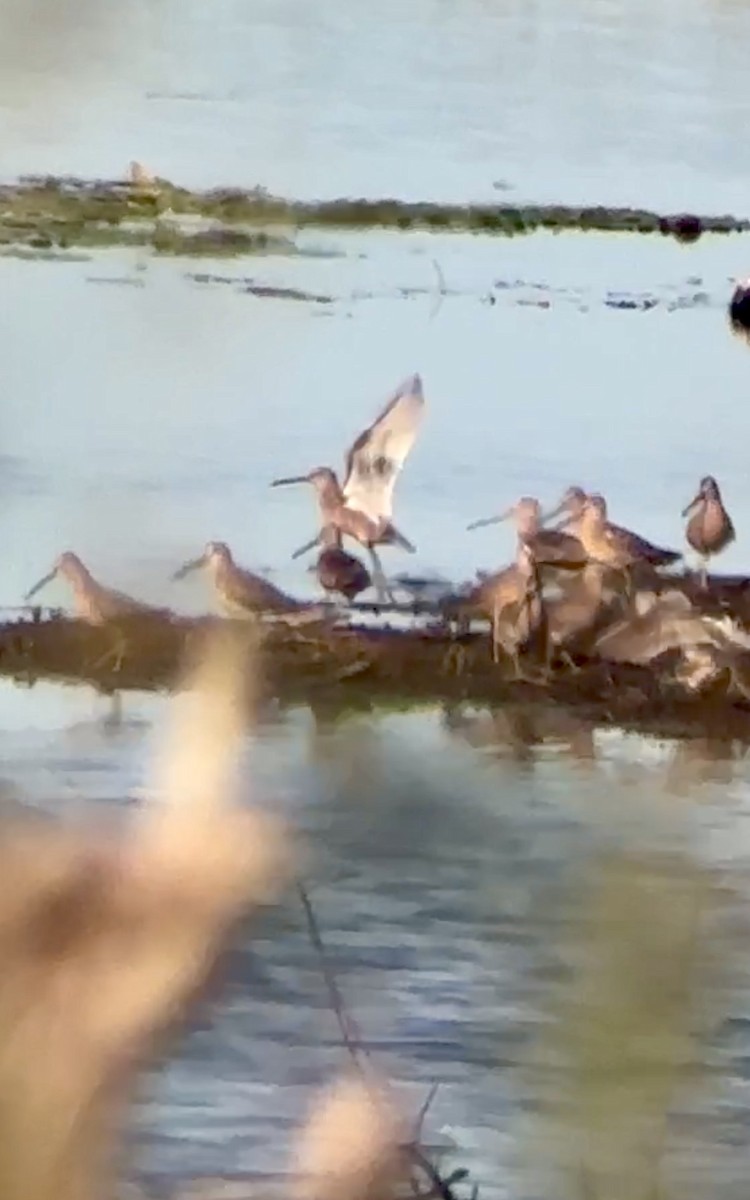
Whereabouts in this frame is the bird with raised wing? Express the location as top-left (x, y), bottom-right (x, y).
top-left (172, 541), bottom-right (323, 622)
top-left (682, 475), bottom-right (735, 587)
top-left (468, 495), bottom-right (588, 567)
top-left (270, 373), bottom-right (425, 601)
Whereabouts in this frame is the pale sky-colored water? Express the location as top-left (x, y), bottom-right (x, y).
top-left (2, 3), bottom-right (750, 1195)
top-left (1, 0), bottom-right (750, 211)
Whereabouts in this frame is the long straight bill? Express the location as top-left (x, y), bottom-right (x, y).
top-left (466, 510), bottom-right (512, 532)
top-left (24, 569), bottom-right (56, 601)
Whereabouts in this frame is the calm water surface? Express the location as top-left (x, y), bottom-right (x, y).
top-left (2, 0), bottom-right (750, 211)
top-left (2, 2), bottom-right (750, 1196)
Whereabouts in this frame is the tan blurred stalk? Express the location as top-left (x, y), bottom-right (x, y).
top-left (0, 628), bottom-right (291, 1200)
top-left (293, 1074), bottom-right (407, 1200)
top-left (527, 851), bottom-right (713, 1200)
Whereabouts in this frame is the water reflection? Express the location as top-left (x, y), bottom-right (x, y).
top-left (441, 701), bottom-right (597, 767)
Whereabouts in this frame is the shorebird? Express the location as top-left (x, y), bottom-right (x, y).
top-left (545, 485), bottom-right (588, 535)
top-left (593, 589), bottom-right (724, 668)
top-left (314, 528), bottom-right (372, 603)
top-left (548, 489), bottom-right (681, 568)
top-left (25, 552), bottom-right (168, 625)
top-left (24, 552), bottom-right (171, 672)
top-left (462, 541), bottom-right (548, 674)
top-left (270, 373), bottom-right (425, 602)
top-left (545, 563), bottom-right (621, 668)
top-left (594, 588), bottom-right (750, 698)
top-left (467, 495), bottom-right (588, 567)
top-left (172, 541), bottom-right (323, 622)
top-left (682, 476), bottom-right (735, 587)
top-left (575, 494), bottom-right (681, 596)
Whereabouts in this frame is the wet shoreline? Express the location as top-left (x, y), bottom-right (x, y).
top-left (1, 175), bottom-right (748, 257)
top-left (3, 597), bottom-right (750, 743)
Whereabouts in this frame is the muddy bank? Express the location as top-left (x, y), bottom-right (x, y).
top-left (2, 606), bottom-right (750, 742)
top-left (0, 175), bottom-right (748, 256)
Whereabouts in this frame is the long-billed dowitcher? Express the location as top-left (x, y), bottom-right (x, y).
top-left (25, 551), bottom-right (171, 672)
top-left (463, 541), bottom-right (548, 674)
top-left (172, 541), bottom-right (323, 622)
top-left (25, 552), bottom-right (169, 624)
top-left (593, 589), bottom-right (721, 665)
top-left (594, 589), bottom-right (750, 697)
top-left (545, 486), bottom-right (588, 534)
top-left (577, 494), bottom-right (681, 593)
top-left (270, 373), bottom-right (425, 601)
top-left (682, 475), bottom-right (735, 587)
top-left (315, 528), bottom-right (372, 603)
top-left (545, 563), bottom-right (621, 668)
top-left (467, 495), bottom-right (588, 567)
top-left (549, 489), bottom-right (681, 568)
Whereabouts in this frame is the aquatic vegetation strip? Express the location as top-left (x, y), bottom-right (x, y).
top-left (2, 602), bottom-right (750, 741)
top-left (0, 175), bottom-right (748, 256)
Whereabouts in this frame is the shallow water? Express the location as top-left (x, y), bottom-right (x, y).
top-left (3, 2), bottom-right (750, 1196)
top-left (2, 227), bottom-right (750, 1196)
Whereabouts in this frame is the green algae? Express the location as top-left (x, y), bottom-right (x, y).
top-left (0, 175), bottom-right (747, 257)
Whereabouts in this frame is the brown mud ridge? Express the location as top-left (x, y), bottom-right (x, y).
top-left (0, 175), bottom-right (748, 256)
top-left (6, 568), bottom-right (750, 741)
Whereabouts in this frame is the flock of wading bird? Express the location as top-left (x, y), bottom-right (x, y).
top-left (20, 373), bottom-right (750, 694)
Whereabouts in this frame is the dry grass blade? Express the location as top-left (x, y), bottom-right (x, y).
top-left (297, 882), bottom-right (371, 1079)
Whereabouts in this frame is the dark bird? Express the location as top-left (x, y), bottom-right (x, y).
top-left (682, 475), bottom-right (735, 587)
top-left (271, 374), bottom-right (425, 601)
top-left (315, 529), bottom-right (372, 603)
top-left (729, 279), bottom-right (750, 334)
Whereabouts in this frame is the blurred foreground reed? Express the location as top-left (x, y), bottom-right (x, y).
top-left (0, 630), bottom-right (296, 1200)
top-left (0, 622), bottom-right (735, 1200)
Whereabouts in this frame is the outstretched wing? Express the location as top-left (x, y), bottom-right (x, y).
top-left (342, 373), bottom-right (425, 523)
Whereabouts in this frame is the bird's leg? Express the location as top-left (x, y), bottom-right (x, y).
top-left (91, 628), bottom-right (127, 675)
top-left (699, 557), bottom-right (708, 590)
top-left (367, 546), bottom-right (395, 604)
top-left (559, 649), bottom-right (581, 674)
top-left (291, 534), bottom-right (321, 561)
top-left (621, 566), bottom-right (634, 602)
top-left (492, 600), bottom-right (500, 663)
